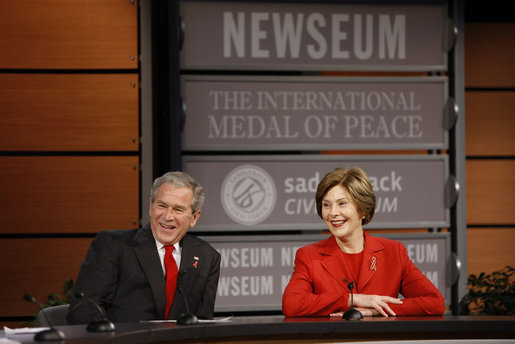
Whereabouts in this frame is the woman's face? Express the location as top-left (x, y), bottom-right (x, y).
top-left (321, 185), bottom-right (363, 241)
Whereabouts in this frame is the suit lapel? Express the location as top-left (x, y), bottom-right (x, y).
top-left (357, 232), bottom-right (385, 291)
top-left (133, 224), bottom-right (166, 319)
top-left (319, 236), bottom-right (352, 290)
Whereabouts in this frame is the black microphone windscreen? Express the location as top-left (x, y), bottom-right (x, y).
top-left (23, 293), bottom-right (67, 339)
top-left (23, 293), bottom-right (35, 303)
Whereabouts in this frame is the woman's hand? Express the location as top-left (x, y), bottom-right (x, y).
top-left (329, 311), bottom-right (344, 318)
top-left (352, 293), bottom-right (403, 317)
top-left (330, 307), bottom-right (380, 318)
top-left (354, 307), bottom-right (380, 317)
top-left (330, 293), bottom-right (402, 318)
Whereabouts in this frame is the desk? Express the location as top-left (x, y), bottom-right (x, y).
top-left (2, 316), bottom-right (514, 343)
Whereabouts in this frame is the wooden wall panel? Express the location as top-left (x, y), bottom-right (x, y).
top-left (466, 160), bottom-right (515, 224)
top-left (467, 227), bottom-right (515, 276)
top-left (0, 156), bottom-right (139, 234)
top-left (0, 238), bottom-right (93, 317)
top-left (465, 23), bottom-right (515, 87)
top-left (0, 74), bottom-right (139, 151)
top-left (463, 20), bottom-right (515, 289)
top-left (0, 0), bottom-right (138, 69)
top-left (465, 91), bottom-right (515, 156)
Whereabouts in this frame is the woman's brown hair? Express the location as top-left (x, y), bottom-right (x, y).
top-left (315, 166), bottom-right (376, 225)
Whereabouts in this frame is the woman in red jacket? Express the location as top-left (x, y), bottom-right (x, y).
top-left (282, 167), bottom-right (444, 318)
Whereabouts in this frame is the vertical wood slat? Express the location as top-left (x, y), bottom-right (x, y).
top-left (465, 23), bottom-right (515, 88)
top-left (0, 74), bottom-right (139, 151)
top-left (0, 156), bottom-right (139, 234)
top-left (0, 0), bottom-right (138, 69)
top-left (464, 21), bottom-right (515, 290)
top-left (466, 160), bottom-right (515, 225)
top-left (467, 227), bottom-right (515, 277)
top-left (465, 91), bottom-right (515, 156)
top-left (0, 238), bottom-right (93, 317)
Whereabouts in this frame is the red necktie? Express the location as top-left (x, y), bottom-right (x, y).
top-left (164, 245), bottom-right (178, 319)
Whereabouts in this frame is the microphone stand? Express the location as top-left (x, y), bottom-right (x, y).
top-left (23, 293), bottom-right (65, 341)
top-left (78, 293), bottom-right (115, 332)
top-left (176, 287), bottom-right (198, 325)
top-left (343, 281), bottom-right (363, 321)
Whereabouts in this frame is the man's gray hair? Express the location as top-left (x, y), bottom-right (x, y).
top-left (150, 171), bottom-right (205, 213)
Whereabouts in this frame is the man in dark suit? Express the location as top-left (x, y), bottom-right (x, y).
top-left (67, 171), bottom-right (221, 324)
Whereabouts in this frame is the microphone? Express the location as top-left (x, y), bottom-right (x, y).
top-left (23, 293), bottom-right (65, 341)
top-left (176, 287), bottom-right (198, 325)
top-left (343, 280), bottom-right (363, 321)
top-left (77, 292), bottom-right (115, 332)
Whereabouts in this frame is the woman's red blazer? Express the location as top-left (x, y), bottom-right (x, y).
top-left (282, 232), bottom-right (445, 317)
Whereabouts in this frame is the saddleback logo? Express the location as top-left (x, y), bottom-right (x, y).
top-left (221, 165), bottom-right (276, 226)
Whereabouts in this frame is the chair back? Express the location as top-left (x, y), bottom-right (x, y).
top-left (38, 304), bottom-right (70, 326)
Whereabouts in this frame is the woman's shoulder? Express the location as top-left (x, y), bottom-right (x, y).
top-left (297, 236), bottom-right (335, 254)
top-left (366, 232), bottom-right (406, 251)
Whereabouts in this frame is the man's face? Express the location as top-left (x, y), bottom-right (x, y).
top-left (149, 183), bottom-right (201, 246)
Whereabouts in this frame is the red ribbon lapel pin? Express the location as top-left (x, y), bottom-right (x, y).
top-left (370, 257), bottom-right (377, 271)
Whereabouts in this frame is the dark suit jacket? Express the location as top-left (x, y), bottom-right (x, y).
top-left (282, 232), bottom-right (444, 317)
top-left (67, 224), bottom-right (221, 324)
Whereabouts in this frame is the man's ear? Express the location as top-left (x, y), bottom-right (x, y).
top-left (190, 210), bottom-right (202, 227)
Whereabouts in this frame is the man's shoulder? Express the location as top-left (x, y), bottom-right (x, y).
top-left (94, 226), bottom-right (148, 246)
top-left (183, 234), bottom-right (220, 257)
top-left (96, 227), bottom-right (139, 238)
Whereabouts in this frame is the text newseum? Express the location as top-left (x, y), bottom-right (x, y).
top-left (181, 2), bottom-right (446, 70)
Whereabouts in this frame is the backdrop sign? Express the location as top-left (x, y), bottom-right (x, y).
top-left (185, 155), bottom-right (449, 230)
top-left (207, 233), bottom-right (450, 311)
top-left (181, 1), bottom-right (447, 71)
top-left (183, 76), bottom-right (448, 151)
